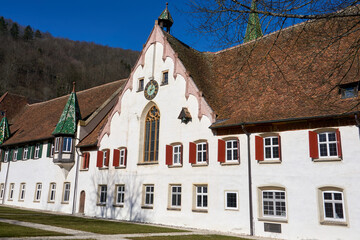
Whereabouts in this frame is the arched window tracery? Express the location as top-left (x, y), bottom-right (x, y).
top-left (144, 106), bottom-right (160, 162)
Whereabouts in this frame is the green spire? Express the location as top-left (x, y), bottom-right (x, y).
top-left (244, 0), bottom-right (263, 43)
top-left (52, 83), bottom-right (81, 135)
top-left (0, 114), bottom-right (10, 144)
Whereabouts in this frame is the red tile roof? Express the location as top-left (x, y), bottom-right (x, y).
top-left (2, 80), bottom-right (125, 146)
top-left (165, 16), bottom-right (360, 128)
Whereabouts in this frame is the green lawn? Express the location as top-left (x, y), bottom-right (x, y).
top-left (0, 222), bottom-right (68, 238)
top-left (129, 235), bottom-right (250, 240)
top-left (0, 206), bottom-right (185, 234)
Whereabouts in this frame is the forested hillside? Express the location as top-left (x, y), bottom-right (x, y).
top-left (0, 17), bottom-right (139, 102)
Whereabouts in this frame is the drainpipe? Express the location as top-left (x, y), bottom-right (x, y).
top-left (72, 135), bottom-right (82, 215)
top-left (242, 124), bottom-right (254, 236)
top-left (2, 160), bottom-right (10, 205)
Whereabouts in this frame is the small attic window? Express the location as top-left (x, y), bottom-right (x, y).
top-left (339, 82), bottom-right (359, 99)
top-left (162, 71), bottom-right (169, 85)
top-left (138, 78), bottom-right (144, 91)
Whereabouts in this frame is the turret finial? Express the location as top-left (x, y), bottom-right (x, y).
top-left (72, 82), bottom-right (76, 93)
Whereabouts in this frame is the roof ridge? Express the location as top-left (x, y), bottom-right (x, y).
top-left (29, 79), bottom-right (127, 107)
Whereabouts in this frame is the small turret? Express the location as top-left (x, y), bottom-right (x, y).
top-left (158, 2), bottom-right (174, 33)
top-left (244, 0), bottom-right (263, 43)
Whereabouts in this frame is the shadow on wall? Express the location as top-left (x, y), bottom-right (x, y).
top-left (88, 169), bottom-right (148, 222)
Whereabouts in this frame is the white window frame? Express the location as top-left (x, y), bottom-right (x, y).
top-left (34, 144), bottom-right (41, 159)
top-left (144, 184), bottom-right (154, 207)
top-left (102, 150), bottom-right (108, 167)
top-left (48, 183), bottom-right (56, 202)
top-left (13, 148), bottom-right (18, 161)
top-left (115, 184), bottom-right (125, 205)
top-left (119, 149), bottom-right (126, 167)
top-left (225, 139), bottom-right (238, 162)
top-left (54, 137), bottom-right (60, 153)
top-left (0, 183), bottom-right (4, 199)
top-left (225, 191), bottom-right (238, 210)
top-left (195, 185), bottom-right (208, 210)
top-left (4, 150), bottom-right (8, 162)
top-left (35, 183), bottom-right (42, 201)
top-left (98, 185), bottom-right (107, 205)
top-left (50, 142), bottom-right (55, 157)
top-left (264, 136), bottom-right (280, 160)
top-left (8, 183), bottom-right (14, 200)
top-left (62, 137), bottom-right (72, 153)
top-left (19, 183), bottom-right (26, 201)
top-left (170, 185), bottom-right (181, 208)
top-left (23, 146), bottom-right (29, 160)
top-left (196, 142), bottom-right (207, 164)
top-left (173, 145), bottom-right (181, 165)
top-left (262, 190), bottom-right (286, 218)
top-left (62, 182), bottom-right (71, 203)
top-left (318, 132), bottom-right (338, 158)
top-left (322, 191), bottom-right (346, 222)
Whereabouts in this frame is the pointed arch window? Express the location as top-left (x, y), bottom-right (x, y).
top-left (144, 106), bottom-right (160, 162)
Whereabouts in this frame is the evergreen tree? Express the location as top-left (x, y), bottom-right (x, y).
top-left (34, 30), bottom-right (42, 38)
top-left (23, 25), bottom-right (34, 41)
top-left (10, 23), bottom-right (19, 39)
top-left (0, 17), bottom-right (7, 34)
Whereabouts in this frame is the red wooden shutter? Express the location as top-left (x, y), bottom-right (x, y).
top-left (336, 129), bottom-right (342, 158)
top-left (189, 142), bottom-right (196, 164)
top-left (96, 151), bottom-right (103, 167)
top-left (85, 153), bottom-right (90, 168)
top-left (113, 149), bottom-right (120, 167)
top-left (309, 131), bottom-right (319, 159)
top-left (278, 135), bottom-right (282, 161)
top-left (165, 145), bottom-right (173, 165)
top-left (237, 139), bottom-right (240, 161)
top-left (206, 142), bottom-right (209, 164)
top-left (255, 136), bottom-right (264, 161)
top-left (105, 149), bottom-right (110, 166)
top-left (218, 139), bottom-right (225, 163)
top-left (124, 148), bottom-right (127, 166)
top-left (180, 144), bottom-right (183, 165)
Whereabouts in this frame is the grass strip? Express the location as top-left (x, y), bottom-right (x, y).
top-left (0, 206), bottom-right (185, 234)
top-left (0, 222), bottom-right (68, 238)
top-left (129, 235), bottom-right (251, 240)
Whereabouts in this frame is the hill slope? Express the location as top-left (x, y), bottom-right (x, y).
top-left (0, 18), bottom-right (139, 102)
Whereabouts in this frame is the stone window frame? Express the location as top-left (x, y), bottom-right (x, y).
top-left (18, 183), bottom-right (26, 201)
top-left (257, 186), bottom-right (288, 223)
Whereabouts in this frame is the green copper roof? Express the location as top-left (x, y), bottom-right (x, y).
top-left (244, 0), bottom-right (263, 43)
top-left (0, 116), bottom-right (10, 144)
top-left (158, 3), bottom-right (174, 23)
top-left (52, 90), bottom-right (81, 135)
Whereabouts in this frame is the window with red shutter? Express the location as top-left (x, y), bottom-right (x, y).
top-left (96, 151), bottom-right (103, 168)
top-left (113, 149), bottom-right (120, 167)
top-left (313, 129), bottom-right (342, 160)
top-left (104, 149), bottom-right (110, 167)
top-left (166, 145), bottom-right (173, 165)
top-left (82, 152), bottom-right (90, 169)
top-left (255, 136), bottom-right (264, 161)
top-left (122, 148), bottom-right (127, 167)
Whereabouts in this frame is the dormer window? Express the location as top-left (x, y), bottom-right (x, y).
top-left (339, 82), bottom-right (359, 99)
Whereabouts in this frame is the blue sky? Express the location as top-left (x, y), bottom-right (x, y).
top-left (1, 0), bottom-right (207, 52)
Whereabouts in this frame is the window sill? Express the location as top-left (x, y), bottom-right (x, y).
top-left (113, 204), bottom-right (124, 208)
top-left (258, 217), bottom-right (288, 223)
top-left (96, 203), bottom-right (106, 206)
top-left (258, 160), bottom-right (281, 164)
top-left (80, 169), bottom-right (89, 172)
top-left (61, 201), bottom-right (70, 204)
top-left (115, 166), bottom-right (126, 169)
top-left (7, 199), bottom-right (13, 201)
top-left (18, 200), bottom-right (24, 202)
top-left (221, 161), bottom-right (240, 166)
top-left (225, 208), bottom-right (239, 211)
top-left (313, 157), bottom-right (342, 162)
top-left (168, 164), bottom-right (182, 168)
top-left (98, 167), bottom-right (109, 170)
top-left (320, 220), bottom-right (348, 226)
top-left (191, 163), bottom-right (208, 167)
top-left (47, 201), bottom-right (55, 204)
top-left (160, 83), bottom-right (168, 86)
top-left (136, 89), bottom-right (144, 92)
top-left (137, 162), bottom-right (158, 166)
top-left (33, 200), bottom-right (40, 203)
top-left (167, 207), bottom-right (181, 211)
top-left (141, 205), bottom-right (153, 209)
top-left (192, 209), bottom-right (208, 213)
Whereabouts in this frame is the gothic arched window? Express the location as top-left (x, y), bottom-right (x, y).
top-left (144, 106), bottom-right (160, 162)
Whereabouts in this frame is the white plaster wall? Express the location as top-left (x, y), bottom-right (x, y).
top-left (0, 142), bottom-right (77, 213)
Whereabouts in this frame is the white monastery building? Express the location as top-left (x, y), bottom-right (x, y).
top-left (0, 4), bottom-right (360, 240)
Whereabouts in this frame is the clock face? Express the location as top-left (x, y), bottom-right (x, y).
top-left (144, 80), bottom-right (159, 100)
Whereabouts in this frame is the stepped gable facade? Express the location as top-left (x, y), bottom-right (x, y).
top-left (1, 4), bottom-right (360, 240)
